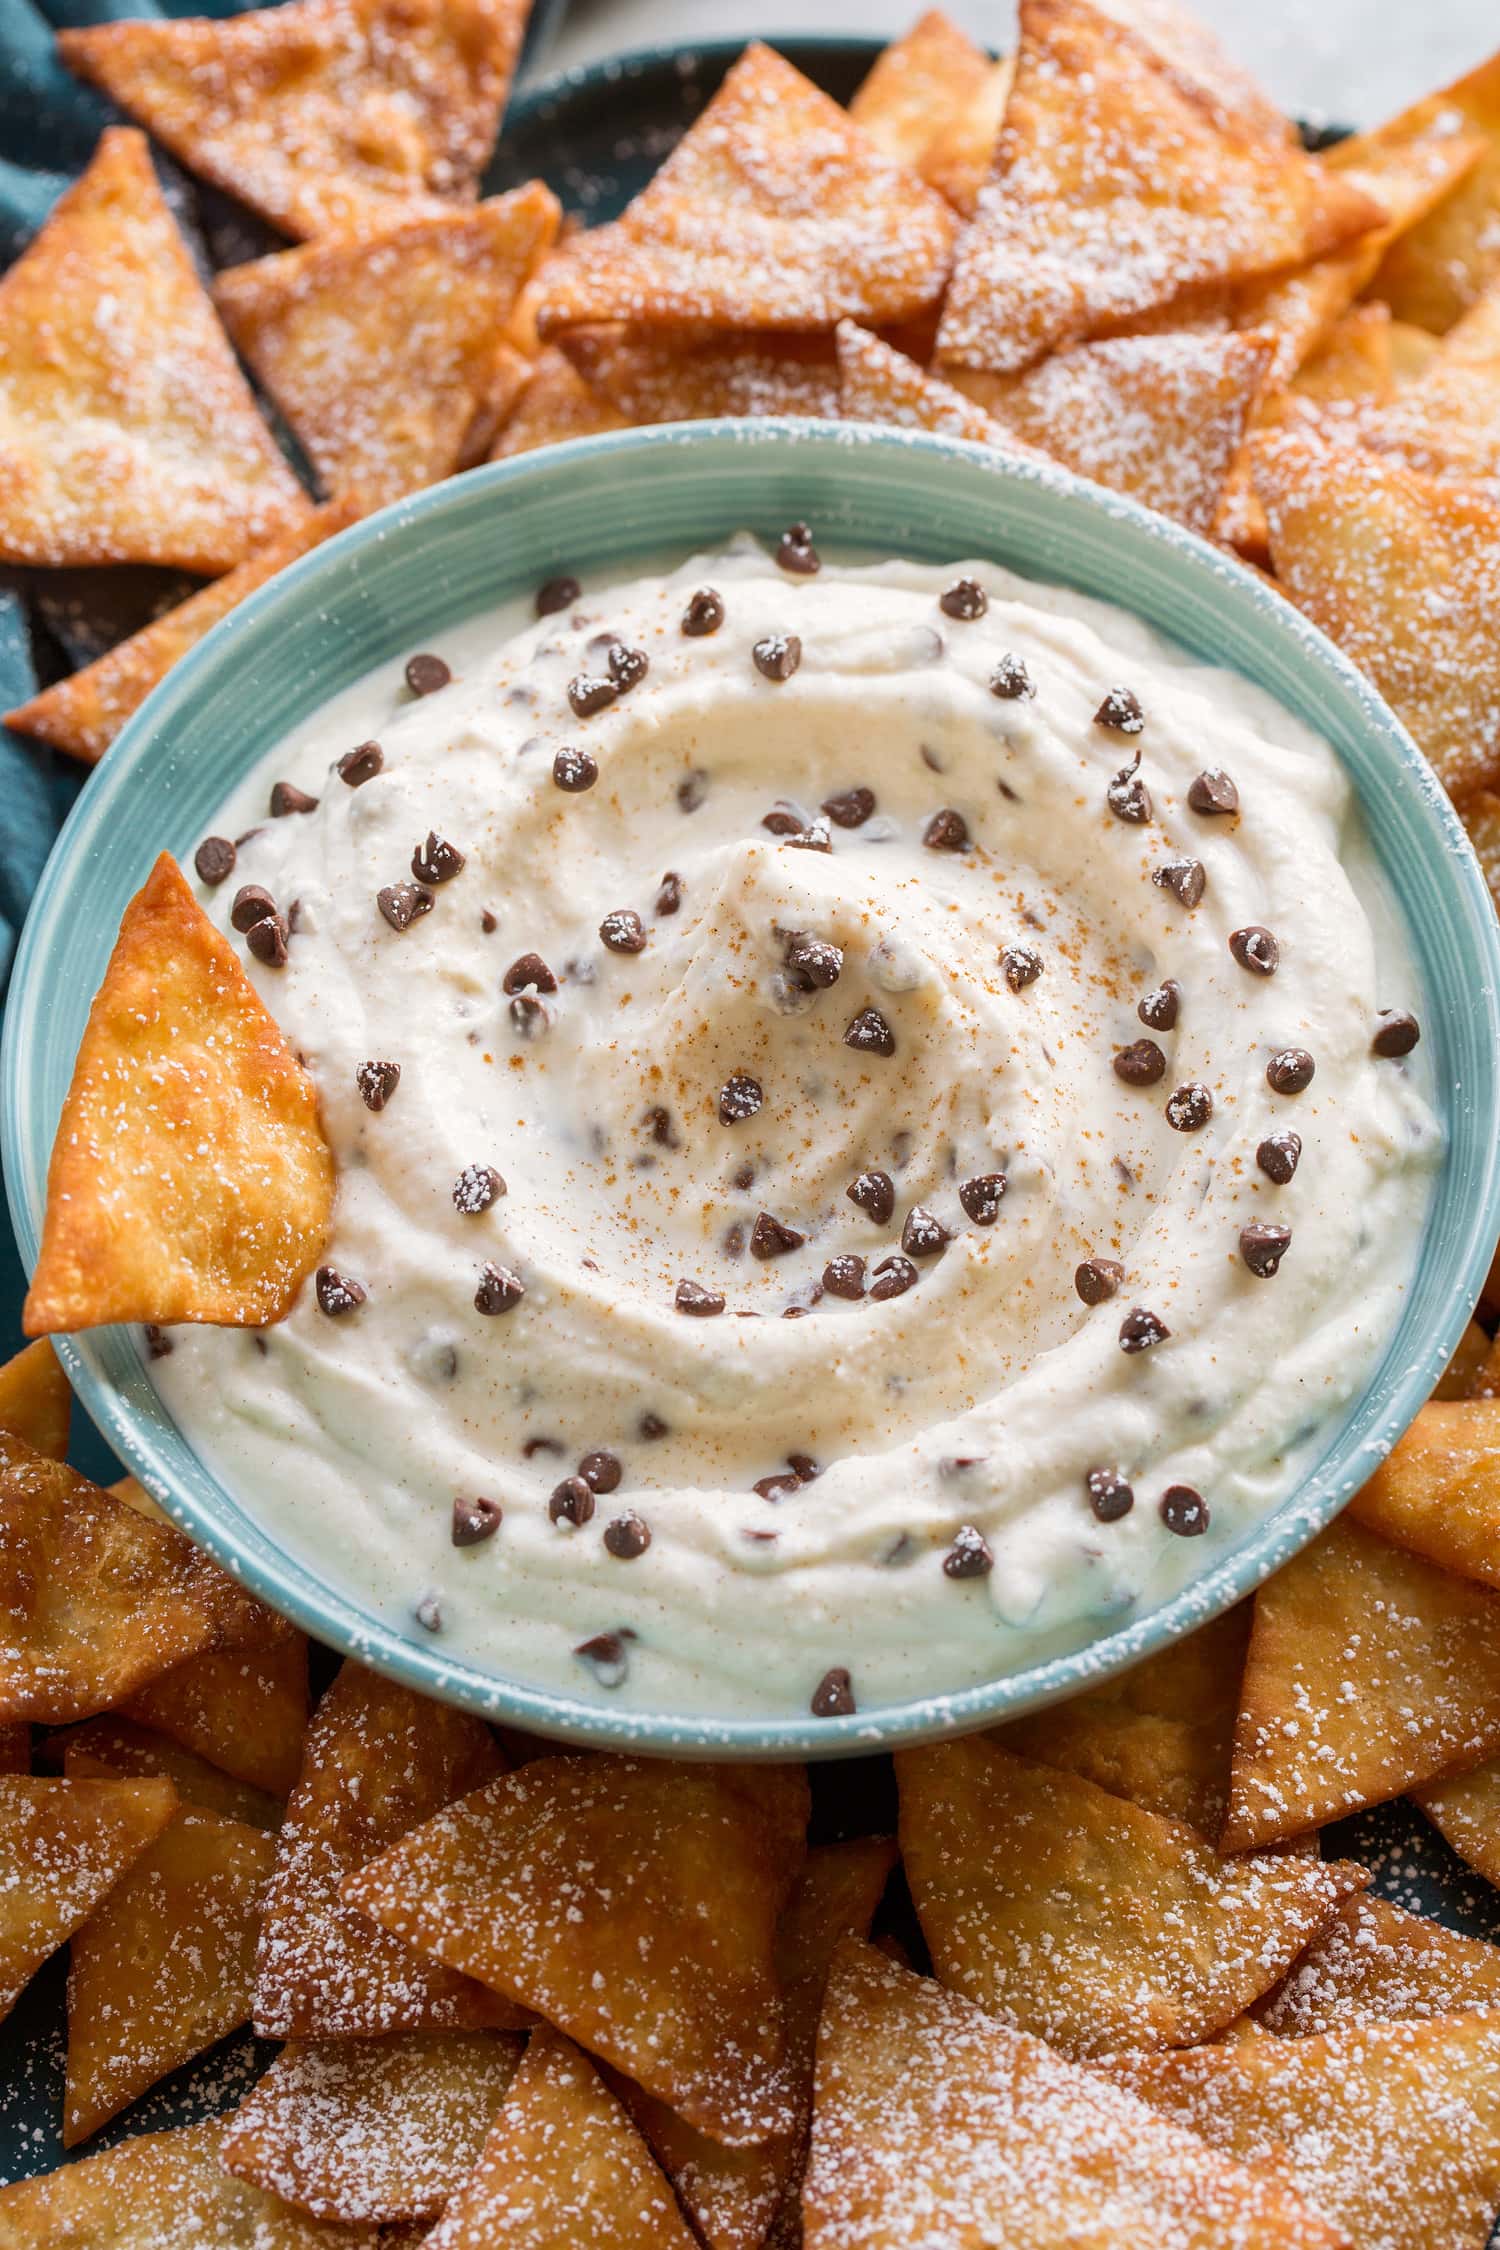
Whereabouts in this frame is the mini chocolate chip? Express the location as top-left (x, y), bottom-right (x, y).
top-left (415, 1594), bottom-right (443, 1632)
top-left (844, 1007), bottom-right (896, 1057)
top-left (553, 745), bottom-right (599, 794)
top-left (639, 1411), bottom-right (670, 1439)
top-left (753, 632), bottom-right (801, 682)
top-left (754, 1472), bottom-right (801, 1502)
top-left (784, 820), bottom-right (833, 853)
top-left (822, 785), bottom-right (876, 827)
top-left (1114, 1038), bottom-right (1166, 1087)
top-left (1257, 1130), bottom-right (1302, 1184)
top-left (1188, 767), bottom-right (1238, 816)
top-left (510, 993), bottom-right (550, 1039)
top-left (246, 914), bottom-right (289, 967)
top-left (1074, 1256), bottom-right (1124, 1304)
top-left (777, 521), bottom-right (820, 574)
top-left (1267, 1047), bottom-right (1315, 1095)
top-left (574, 1630), bottom-right (629, 1685)
top-left (676, 1278), bottom-right (726, 1316)
top-left (823, 1254), bottom-right (866, 1299)
top-left (536, 574), bottom-right (580, 615)
top-left (646, 1105), bottom-right (678, 1148)
top-left (1240, 1221), bottom-right (1293, 1278)
top-left (549, 1475), bottom-right (596, 1527)
top-left (337, 741), bottom-right (383, 787)
top-left (1002, 945), bottom-right (1042, 993)
top-left (677, 770), bottom-right (708, 813)
top-left (377, 882), bottom-right (433, 932)
top-left (944, 1524), bottom-right (993, 1579)
top-left (719, 1074), bottom-right (763, 1125)
top-left (357, 1059), bottom-right (400, 1112)
top-left (847, 1170), bottom-right (896, 1224)
top-left (194, 835), bottom-right (236, 886)
top-left (1087, 1466), bottom-right (1134, 1522)
top-left (603, 1511), bottom-right (651, 1559)
top-left (452, 1494), bottom-right (501, 1545)
top-left (761, 802), bottom-right (805, 835)
top-left (788, 1452), bottom-right (820, 1482)
top-left (144, 1323), bottom-right (173, 1359)
top-left (405, 652), bottom-right (451, 697)
top-left (1095, 686), bottom-right (1144, 733)
top-left (316, 1266), bottom-right (366, 1316)
top-left (1138, 979), bottom-right (1180, 1031)
top-left (1373, 1008), bottom-right (1421, 1057)
top-left (503, 952), bottom-right (557, 995)
top-left (1229, 925), bottom-right (1279, 976)
top-left (811, 1666), bottom-right (855, 1716)
top-left (1165, 1082), bottom-right (1213, 1131)
top-left (869, 1253), bottom-right (918, 1301)
top-left (230, 884), bottom-right (277, 933)
top-left (568, 673), bottom-right (618, 717)
top-left (453, 1163), bottom-right (504, 1215)
top-left (1119, 1306), bottom-right (1169, 1353)
top-left (785, 932), bottom-right (844, 988)
top-left (655, 871), bottom-right (683, 915)
top-left (1107, 757), bottom-right (1152, 824)
top-left (579, 1450), bottom-right (622, 1495)
top-left (270, 781), bottom-right (318, 817)
top-left (481, 908), bottom-right (498, 934)
top-left (682, 586), bottom-right (724, 635)
top-left (1153, 858), bottom-right (1205, 909)
top-left (990, 654), bottom-right (1035, 701)
top-left (923, 808), bottom-right (969, 852)
top-left (958, 1173), bottom-right (1007, 1224)
top-left (751, 1211), bottom-right (805, 1260)
top-left (411, 832), bottom-right (465, 884)
top-left (940, 577), bottom-right (987, 621)
top-left (1160, 1484), bottom-right (1210, 1536)
top-left (608, 642), bottom-right (649, 692)
top-left (474, 1262), bottom-right (525, 1315)
top-left (902, 1206), bottom-right (949, 1258)
top-left (600, 908), bottom-right (647, 954)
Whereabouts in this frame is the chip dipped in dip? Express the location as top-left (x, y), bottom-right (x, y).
top-left (156, 533), bottom-right (1440, 1720)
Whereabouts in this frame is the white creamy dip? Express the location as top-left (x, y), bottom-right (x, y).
top-left (156, 536), bottom-right (1439, 1720)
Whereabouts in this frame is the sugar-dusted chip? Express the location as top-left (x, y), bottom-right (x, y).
top-left (1348, 283), bottom-right (1500, 486)
top-left (4, 500), bottom-right (360, 767)
top-left (0, 1774), bottom-right (177, 2018)
top-left (0, 128), bottom-right (307, 574)
top-left (1389, 320), bottom-right (1441, 384)
top-left (424, 2030), bottom-right (699, 2249)
top-left (220, 2031), bottom-right (523, 2223)
top-left (1370, 49), bottom-right (1500, 330)
top-left (1259, 1893), bottom-right (1500, 2035)
top-left (59, 1713), bottom-right (282, 1830)
top-left (24, 853), bottom-right (334, 1336)
top-left (214, 186), bottom-right (561, 508)
top-left (0, 1339), bottom-right (70, 1459)
top-left (1435, 1319), bottom-right (1499, 1401)
top-left (124, 1625), bottom-right (309, 1799)
top-left (1121, 0), bottom-right (1293, 143)
top-left (535, 44), bottom-right (956, 337)
top-left (345, 1756), bottom-right (811, 2145)
top-left (847, 11), bottom-right (992, 174)
top-left (1223, 1515), bottom-right (1500, 1852)
top-left (897, 1736), bottom-right (1362, 2058)
top-left (0, 1434), bottom-right (281, 1724)
top-left (455, 342), bottom-right (536, 471)
top-left (488, 345), bottom-right (629, 458)
top-left (1413, 1756), bottom-right (1500, 1886)
top-left (1350, 1400), bottom-right (1500, 1588)
top-left (58, 0), bottom-right (530, 244)
top-left (835, 321), bottom-right (1022, 442)
top-left (936, 0), bottom-right (1381, 376)
top-left (920, 60), bottom-right (1015, 214)
top-left (65, 1803), bottom-right (276, 2143)
top-left (561, 325), bottom-right (842, 423)
top-left (1251, 420), bottom-right (1500, 805)
top-left (1113, 2011), bottom-right (1500, 2250)
top-left (802, 1940), bottom-right (1345, 2249)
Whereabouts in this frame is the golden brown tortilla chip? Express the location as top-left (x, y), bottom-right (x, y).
top-left (488, 345), bottom-right (629, 457)
top-left (1369, 48), bottom-right (1500, 330)
top-left (59, 1713), bottom-right (282, 1831)
top-left (561, 324), bottom-right (842, 423)
top-left (835, 320), bottom-right (1021, 441)
top-left (1258, 1893), bottom-right (1500, 2035)
top-left (1349, 1400), bottom-right (1500, 1588)
top-left (1413, 1755), bottom-right (1500, 1886)
top-left (847, 11), bottom-right (993, 174)
top-left (123, 1626), bottom-right (308, 1799)
top-left (0, 1774), bottom-right (178, 2020)
top-left (0, 1339), bottom-right (70, 1460)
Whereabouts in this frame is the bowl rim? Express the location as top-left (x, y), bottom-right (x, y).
top-left (6, 416), bottom-right (1498, 1757)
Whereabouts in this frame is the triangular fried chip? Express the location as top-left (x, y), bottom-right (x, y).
top-left (535, 44), bottom-right (956, 337)
top-left (1435, 1317), bottom-right (1499, 1401)
top-left (1117, 0), bottom-right (1294, 145)
top-left (920, 59), bottom-right (1016, 214)
top-left (1113, 2010), bottom-right (1500, 2250)
top-left (214, 186), bottom-right (560, 507)
top-left (488, 344), bottom-right (629, 458)
top-left (1350, 1399), bottom-right (1500, 1588)
top-left (1346, 282), bottom-right (1500, 485)
top-left (220, 2031), bottom-right (524, 2223)
top-left (1413, 1755), bottom-right (1500, 1886)
top-left (65, 1803), bottom-right (276, 2144)
top-left (561, 324), bottom-right (841, 423)
top-left (1251, 419), bottom-right (1500, 804)
top-left (425, 2030), bottom-right (699, 2249)
top-left (0, 1773), bottom-right (177, 2018)
top-left (835, 320), bottom-right (1021, 441)
top-left (0, 1433), bottom-right (282, 1724)
top-left (454, 340), bottom-right (535, 470)
top-left (1222, 1515), bottom-right (1500, 1852)
top-left (24, 852), bottom-right (334, 1335)
top-left (0, 1725), bottom-right (26, 1775)
top-left (1258, 1893), bottom-right (1500, 2035)
top-left (4, 500), bottom-right (360, 767)
top-left (1369, 48), bottom-right (1500, 330)
top-left (936, 0), bottom-right (1382, 375)
top-left (0, 1338), bottom-right (70, 1459)
top-left (344, 1756), bottom-right (811, 2145)
top-left (847, 12), bottom-right (992, 174)
top-left (57, 0), bottom-right (529, 244)
top-left (123, 1625), bottom-right (309, 1799)
top-left (59, 1713), bottom-right (283, 1830)
top-left (0, 127), bottom-right (307, 573)
top-left (802, 1940), bottom-right (1345, 2249)
top-left (1389, 320), bottom-right (1441, 383)
top-left (897, 1736), bottom-right (1362, 2057)
top-left (256, 1660), bottom-right (519, 2038)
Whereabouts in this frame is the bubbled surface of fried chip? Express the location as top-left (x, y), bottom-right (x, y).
top-left (835, 321), bottom-right (1018, 441)
top-left (0, 1339), bottom-right (70, 1460)
top-left (1251, 420), bottom-right (1500, 805)
top-left (801, 1940), bottom-right (1345, 2249)
top-left (344, 1754), bottom-right (810, 2146)
top-left (897, 1736), bottom-right (1361, 2058)
top-left (1223, 1515), bottom-right (1500, 1852)
top-left (1413, 1755), bottom-right (1500, 1887)
top-left (220, 2030), bottom-right (523, 2223)
top-left (1112, 2010), bottom-right (1500, 2250)
top-left (0, 127), bottom-right (307, 574)
top-left (0, 1434), bottom-right (279, 1725)
top-left (3, 500), bottom-right (360, 766)
top-left (847, 11), bottom-right (992, 174)
top-left (57, 0), bottom-right (529, 243)
top-left (24, 852), bottom-right (334, 1335)
top-left (214, 185), bottom-right (560, 507)
top-left (0, 1774), bottom-right (177, 2019)
top-left (60, 1713), bottom-right (282, 1831)
top-left (1349, 1399), bottom-right (1500, 1588)
top-left (535, 43), bottom-right (956, 337)
top-left (936, 0), bottom-right (1381, 376)
top-left (1370, 49), bottom-right (1500, 331)
top-left (1258, 1894), bottom-right (1500, 2035)
top-left (123, 1624), bottom-right (309, 1800)
top-left (488, 345), bottom-right (629, 456)
top-left (560, 324), bottom-right (842, 423)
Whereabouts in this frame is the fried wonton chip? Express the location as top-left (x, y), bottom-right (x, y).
top-left (1370, 49), bottom-right (1500, 330)
top-left (1389, 319), bottom-right (1441, 383)
top-left (455, 341), bottom-right (536, 470)
top-left (535, 44), bottom-right (956, 337)
top-left (1258, 1893), bottom-right (1500, 2035)
top-left (935, 0), bottom-right (1381, 376)
top-left (65, 1803), bottom-right (276, 2143)
top-left (1435, 1318), bottom-right (1499, 1401)
top-left (560, 325), bottom-right (842, 423)
top-left (214, 186), bottom-right (561, 508)
top-left (220, 2031), bottom-right (523, 2223)
top-left (1114, 2011), bottom-right (1500, 2250)
top-left (4, 500), bottom-right (360, 767)
top-left (1251, 420), bottom-right (1500, 805)
top-left (835, 321), bottom-right (1018, 442)
top-left (802, 1940), bottom-right (1344, 2249)
top-left (920, 59), bottom-right (1016, 214)
top-left (57, 0), bottom-right (530, 244)
top-left (1222, 1515), bottom-right (1500, 1853)
top-left (1346, 282), bottom-right (1500, 485)
top-left (255, 1660), bottom-right (515, 2038)
top-left (488, 345), bottom-right (629, 457)
top-left (0, 1725), bottom-right (26, 1775)
top-left (0, 1434), bottom-right (279, 1724)
top-left (0, 127), bottom-right (308, 573)
top-left (0, 1338), bottom-right (70, 1459)
top-left (896, 1736), bottom-right (1362, 2058)
top-left (123, 1625), bottom-right (309, 1799)
top-left (24, 852), bottom-right (334, 1335)
top-left (0, 1774), bottom-right (177, 2019)
top-left (847, 11), bottom-right (993, 174)
top-left (1349, 1400), bottom-right (1500, 1588)
top-left (345, 1756), bottom-right (811, 2145)
top-left (59, 1713), bottom-right (282, 1830)
top-left (1413, 1755), bottom-right (1500, 1886)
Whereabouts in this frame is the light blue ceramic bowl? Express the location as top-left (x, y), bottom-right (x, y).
top-left (6, 421), bottom-right (1500, 1756)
